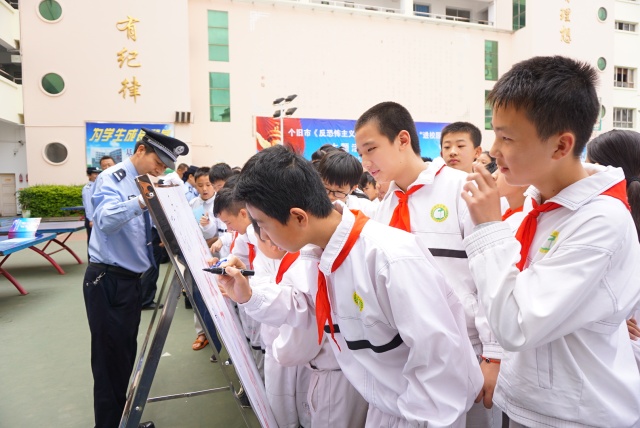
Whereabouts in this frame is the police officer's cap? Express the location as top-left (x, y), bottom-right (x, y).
top-left (87, 167), bottom-right (101, 175)
top-left (140, 128), bottom-right (189, 170)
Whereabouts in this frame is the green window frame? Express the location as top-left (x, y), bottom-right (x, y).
top-left (208, 11), bottom-right (229, 62)
top-left (485, 90), bottom-right (492, 130)
top-left (485, 41), bottom-right (498, 81)
top-left (513, 0), bottom-right (526, 30)
top-left (210, 72), bottom-right (230, 122)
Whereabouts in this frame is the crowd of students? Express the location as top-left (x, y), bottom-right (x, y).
top-left (173, 55), bottom-right (640, 428)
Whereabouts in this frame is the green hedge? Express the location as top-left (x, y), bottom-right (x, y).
top-left (17, 185), bottom-right (84, 217)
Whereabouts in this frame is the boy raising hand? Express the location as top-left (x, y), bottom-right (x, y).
top-left (462, 56), bottom-right (640, 427)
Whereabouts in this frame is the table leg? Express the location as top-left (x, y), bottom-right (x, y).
top-left (41, 232), bottom-right (83, 264)
top-left (0, 255), bottom-right (29, 295)
top-left (28, 246), bottom-right (66, 275)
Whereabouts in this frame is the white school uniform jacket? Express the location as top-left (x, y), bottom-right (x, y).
top-left (373, 157), bottom-right (502, 359)
top-left (463, 165), bottom-right (640, 427)
top-left (243, 208), bottom-right (483, 426)
top-left (233, 225), bottom-right (263, 349)
top-left (346, 194), bottom-right (378, 218)
top-left (188, 196), bottom-right (221, 240)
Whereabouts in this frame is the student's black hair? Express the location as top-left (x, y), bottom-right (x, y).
top-left (99, 155), bottom-right (115, 163)
top-left (481, 151), bottom-right (498, 173)
top-left (487, 55), bottom-right (599, 156)
top-left (250, 218), bottom-right (265, 243)
top-left (440, 122), bottom-right (482, 148)
top-left (222, 174), bottom-right (240, 190)
top-left (234, 145), bottom-right (334, 225)
top-left (209, 162), bottom-right (233, 184)
top-left (177, 163), bottom-right (189, 171)
top-left (194, 166), bottom-right (211, 181)
top-left (311, 144), bottom-right (341, 166)
top-left (358, 171), bottom-right (376, 190)
top-left (355, 102), bottom-right (421, 155)
top-left (421, 156), bottom-right (433, 162)
top-left (212, 187), bottom-right (245, 217)
top-left (317, 150), bottom-right (363, 188)
top-left (587, 130), bottom-right (640, 242)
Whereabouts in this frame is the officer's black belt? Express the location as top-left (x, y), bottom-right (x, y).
top-left (89, 262), bottom-right (143, 279)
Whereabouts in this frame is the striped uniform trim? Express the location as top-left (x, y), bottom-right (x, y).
top-left (428, 248), bottom-right (468, 259)
top-left (144, 135), bottom-right (177, 162)
top-left (324, 325), bottom-right (404, 353)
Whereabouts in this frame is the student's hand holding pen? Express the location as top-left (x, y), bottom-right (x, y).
top-left (210, 255), bottom-right (252, 304)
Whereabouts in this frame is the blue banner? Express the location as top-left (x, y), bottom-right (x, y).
top-left (85, 122), bottom-right (174, 168)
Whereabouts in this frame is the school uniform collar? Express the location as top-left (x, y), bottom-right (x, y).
top-left (384, 156), bottom-right (447, 203)
top-left (524, 164), bottom-right (625, 211)
top-left (318, 206), bottom-right (357, 276)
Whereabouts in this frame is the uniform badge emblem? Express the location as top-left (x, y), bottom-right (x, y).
top-left (113, 169), bottom-right (126, 182)
top-left (173, 146), bottom-right (185, 156)
top-left (539, 231), bottom-right (559, 254)
top-left (353, 292), bottom-right (364, 312)
top-left (430, 204), bottom-right (449, 222)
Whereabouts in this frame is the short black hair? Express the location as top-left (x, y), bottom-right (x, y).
top-left (133, 141), bottom-right (155, 155)
top-left (440, 122), bottom-right (482, 148)
top-left (421, 156), bottom-right (433, 162)
top-left (194, 166), bottom-right (211, 181)
top-left (177, 163), bottom-right (189, 171)
top-left (317, 150), bottom-right (363, 188)
top-left (311, 144), bottom-right (341, 164)
top-left (355, 102), bottom-right (421, 155)
top-left (212, 187), bottom-right (245, 217)
top-left (209, 162), bottom-right (233, 184)
top-left (487, 55), bottom-right (599, 156)
top-left (234, 145), bottom-right (333, 225)
top-left (358, 171), bottom-right (376, 190)
top-left (222, 174), bottom-right (240, 190)
top-left (99, 155), bottom-right (115, 163)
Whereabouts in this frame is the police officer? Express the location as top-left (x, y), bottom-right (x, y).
top-left (82, 166), bottom-right (101, 246)
top-left (83, 129), bottom-right (188, 428)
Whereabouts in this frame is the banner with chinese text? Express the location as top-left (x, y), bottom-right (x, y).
top-left (85, 122), bottom-right (173, 168)
top-left (256, 117), bottom-right (448, 160)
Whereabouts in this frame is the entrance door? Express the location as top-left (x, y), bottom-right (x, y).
top-left (0, 174), bottom-right (17, 217)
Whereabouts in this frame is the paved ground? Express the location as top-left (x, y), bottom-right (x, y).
top-left (0, 230), bottom-right (259, 427)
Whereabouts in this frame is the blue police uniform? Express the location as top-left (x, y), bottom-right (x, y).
top-left (82, 129), bottom-right (188, 428)
top-left (82, 181), bottom-right (95, 246)
top-left (184, 181), bottom-right (199, 202)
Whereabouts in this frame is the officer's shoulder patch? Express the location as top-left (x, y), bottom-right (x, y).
top-left (113, 169), bottom-right (126, 182)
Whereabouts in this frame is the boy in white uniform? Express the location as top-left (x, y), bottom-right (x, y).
top-left (216, 145), bottom-right (483, 427)
top-left (462, 55), bottom-right (640, 427)
top-left (355, 102), bottom-right (503, 427)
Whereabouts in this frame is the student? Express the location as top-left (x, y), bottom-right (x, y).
top-left (440, 122), bottom-right (483, 173)
top-left (209, 162), bottom-right (234, 194)
top-left (461, 56), bottom-right (640, 427)
top-left (586, 129), bottom-right (640, 370)
top-left (310, 143), bottom-right (340, 167)
top-left (82, 167), bottom-right (101, 245)
top-left (213, 187), bottom-right (265, 379)
top-left (188, 167), bottom-right (224, 357)
top-left (217, 145), bottom-right (482, 427)
top-left (355, 102), bottom-right (503, 427)
top-left (175, 162), bottom-right (189, 179)
top-left (478, 151), bottom-right (497, 174)
top-left (317, 150), bottom-right (377, 216)
top-left (358, 171), bottom-right (378, 202)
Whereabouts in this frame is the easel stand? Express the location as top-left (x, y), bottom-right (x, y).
top-left (118, 176), bottom-right (276, 428)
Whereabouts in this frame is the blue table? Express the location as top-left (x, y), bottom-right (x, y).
top-left (0, 221), bottom-right (85, 265)
top-left (0, 233), bottom-right (62, 295)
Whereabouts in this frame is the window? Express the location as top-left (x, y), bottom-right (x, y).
top-left (41, 73), bottom-right (65, 95)
top-left (613, 108), bottom-right (634, 128)
top-left (614, 67), bottom-right (635, 88)
top-left (616, 21), bottom-right (637, 32)
top-left (209, 72), bottom-right (230, 122)
top-left (445, 8), bottom-right (470, 22)
top-left (485, 41), bottom-right (498, 81)
top-left (414, 4), bottom-right (430, 16)
top-left (597, 57), bottom-right (607, 71)
top-left (38, 0), bottom-right (62, 22)
top-left (597, 7), bottom-right (607, 21)
top-left (513, 0), bottom-right (526, 30)
top-left (485, 90), bottom-right (492, 130)
top-left (43, 142), bottom-right (68, 164)
top-left (208, 11), bottom-right (229, 62)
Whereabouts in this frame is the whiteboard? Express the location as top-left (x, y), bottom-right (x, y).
top-left (142, 178), bottom-right (277, 428)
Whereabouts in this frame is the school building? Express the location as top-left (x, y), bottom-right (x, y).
top-left (0, 0), bottom-right (638, 215)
